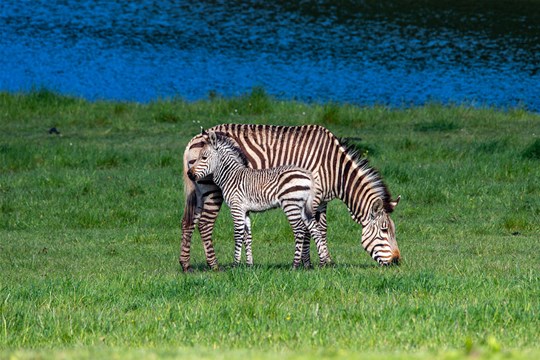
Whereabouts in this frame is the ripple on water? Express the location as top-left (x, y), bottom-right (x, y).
top-left (0, 0), bottom-right (539, 110)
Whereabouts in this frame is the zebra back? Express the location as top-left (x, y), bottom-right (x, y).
top-left (187, 124), bottom-right (393, 219)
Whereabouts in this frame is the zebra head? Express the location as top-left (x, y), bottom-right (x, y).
top-left (187, 131), bottom-right (221, 181)
top-left (361, 196), bottom-right (401, 266)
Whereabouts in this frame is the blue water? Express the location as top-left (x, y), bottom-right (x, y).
top-left (1, 1), bottom-right (539, 110)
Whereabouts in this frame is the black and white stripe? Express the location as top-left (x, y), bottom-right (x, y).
top-left (180, 124), bottom-right (401, 271)
top-left (187, 131), bottom-right (331, 268)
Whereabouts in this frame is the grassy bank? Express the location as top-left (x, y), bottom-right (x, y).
top-left (1, 89), bottom-right (539, 359)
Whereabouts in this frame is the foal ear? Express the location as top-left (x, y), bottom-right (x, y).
top-left (200, 127), bottom-right (207, 135)
top-left (207, 131), bottom-right (218, 146)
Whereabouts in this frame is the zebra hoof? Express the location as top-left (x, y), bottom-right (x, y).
top-left (319, 259), bottom-right (334, 268)
top-left (302, 261), bottom-right (313, 270)
top-left (210, 263), bottom-right (222, 272)
top-left (182, 265), bottom-right (194, 273)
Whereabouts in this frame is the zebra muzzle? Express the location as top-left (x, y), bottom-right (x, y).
top-left (187, 168), bottom-right (196, 181)
top-left (389, 248), bottom-right (401, 266)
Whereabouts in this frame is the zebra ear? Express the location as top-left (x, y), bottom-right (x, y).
top-left (372, 198), bottom-right (384, 216)
top-left (389, 195), bottom-right (401, 211)
top-left (200, 127), bottom-right (207, 136)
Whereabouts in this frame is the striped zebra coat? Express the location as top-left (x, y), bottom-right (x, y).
top-left (181, 124), bottom-right (401, 271)
top-left (187, 130), bottom-right (332, 268)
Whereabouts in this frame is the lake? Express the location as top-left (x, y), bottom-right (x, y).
top-left (1, 0), bottom-right (539, 110)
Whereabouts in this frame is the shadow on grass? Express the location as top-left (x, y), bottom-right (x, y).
top-left (263, 262), bottom-right (379, 271)
top-left (180, 261), bottom-right (379, 273)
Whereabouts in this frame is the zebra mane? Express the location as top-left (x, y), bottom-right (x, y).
top-left (338, 137), bottom-right (394, 213)
top-left (211, 132), bottom-right (249, 167)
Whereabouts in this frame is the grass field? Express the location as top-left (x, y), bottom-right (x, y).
top-left (1, 89), bottom-right (539, 359)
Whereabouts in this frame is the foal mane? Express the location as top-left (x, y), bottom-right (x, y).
top-left (212, 132), bottom-right (249, 167)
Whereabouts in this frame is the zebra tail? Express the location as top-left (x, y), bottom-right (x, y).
top-left (182, 143), bottom-right (198, 225)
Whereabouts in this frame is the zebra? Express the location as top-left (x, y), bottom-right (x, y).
top-left (187, 130), bottom-right (332, 268)
top-left (180, 124), bottom-right (401, 271)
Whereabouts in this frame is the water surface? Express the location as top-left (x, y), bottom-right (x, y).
top-left (1, 0), bottom-right (539, 110)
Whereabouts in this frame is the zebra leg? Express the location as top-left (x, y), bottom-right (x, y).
top-left (304, 217), bottom-right (332, 267)
top-left (315, 202), bottom-right (328, 241)
top-left (301, 202), bottom-right (328, 268)
top-left (180, 189), bottom-right (202, 272)
top-left (244, 215), bottom-right (253, 267)
top-left (197, 189), bottom-right (224, 271)
top-left (299, 227), bottom-right (312, 269)
top-left (306, 202), bottom-right (328, 267)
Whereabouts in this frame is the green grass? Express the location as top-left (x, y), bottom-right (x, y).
top-left (1, 89), bottom-right (539, 359)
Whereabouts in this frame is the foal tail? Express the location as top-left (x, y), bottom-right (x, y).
top-left (301, 171), bottom-right (318, 222)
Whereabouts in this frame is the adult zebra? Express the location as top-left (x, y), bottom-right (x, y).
top-left (187, 130), bottom-right (331, 268)
top-left (180, 124), bottom-right (401, 271)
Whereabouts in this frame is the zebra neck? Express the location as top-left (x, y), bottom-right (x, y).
top-left (337, 155), bottom-right (373, 225)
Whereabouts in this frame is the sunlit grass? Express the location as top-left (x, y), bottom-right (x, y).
top-left (1, 90), bottom-right (539, 359)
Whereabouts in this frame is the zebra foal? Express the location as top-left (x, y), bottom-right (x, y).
top-left (187, 130), bottom-right (332, 268)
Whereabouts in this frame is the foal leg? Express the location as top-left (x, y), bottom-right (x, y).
top-left (230, 205), bottom-right (246, 266)
top-left (244, 215), bottom-right (254, 266)
top-left (283, 203), bottom-right (306, 269)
